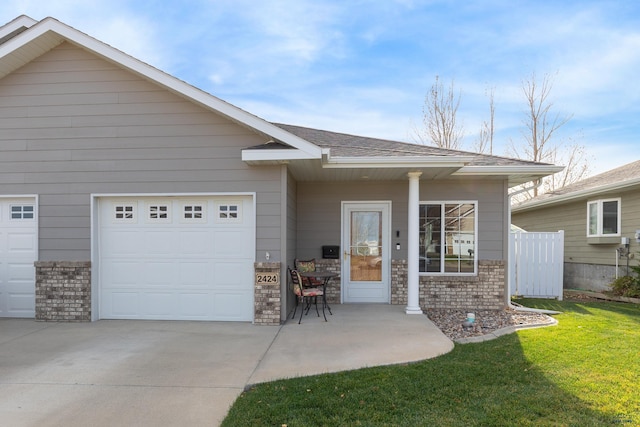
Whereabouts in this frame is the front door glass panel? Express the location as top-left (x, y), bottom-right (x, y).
top-left (349, 211), bottom-right (382, 282)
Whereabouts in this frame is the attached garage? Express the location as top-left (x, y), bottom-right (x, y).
top-left (95, 195), bottom-right (255, 321)
top-left (0, 197), bottom-right (38, 318)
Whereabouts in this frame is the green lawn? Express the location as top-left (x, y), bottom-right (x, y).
top-left (222, 300), bottom-right (640, 426)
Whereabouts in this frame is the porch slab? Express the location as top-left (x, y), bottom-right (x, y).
top-left (248, 304), bottom-right (454, 384)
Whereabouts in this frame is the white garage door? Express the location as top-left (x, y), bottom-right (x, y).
top-left (98, 196), bottom-right (255, 321)
top-left (0, 197), bottom-right (37, 318)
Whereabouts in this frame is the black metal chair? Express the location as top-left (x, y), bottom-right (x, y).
top-left (289, 267), bottom-right (326, 324)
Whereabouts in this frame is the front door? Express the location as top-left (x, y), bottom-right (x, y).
top-left (342, 202), bottom-right (390, 303)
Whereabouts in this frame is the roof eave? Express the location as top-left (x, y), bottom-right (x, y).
top-left (242, 149), bottom-right (319, 163)
top-left (0, 15), bottom-right (37, 40)
top-left (322, 155), bottom-right (474, 169)
top-left (455, 165), bottom-right (564, 176)
top-left (513, 176), bottom-right (640, 212)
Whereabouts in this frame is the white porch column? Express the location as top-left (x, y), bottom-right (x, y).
top-left (406, 171), bottom-right (423, 314)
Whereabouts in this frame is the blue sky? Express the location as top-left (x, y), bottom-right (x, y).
top-left (1, 1), bottom-right (639, 175)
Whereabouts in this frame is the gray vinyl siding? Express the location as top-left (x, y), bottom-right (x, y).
top-left (296, 179), bottom-right (507, 262)
top-left (0, 42), bottom-right (281, 261)
top-left (512, 187), bottom-right (640, 267)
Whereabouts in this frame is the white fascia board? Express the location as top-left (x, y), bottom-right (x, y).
top-left (1, 17), bottom-right (322, 158)
top-left (0, 15), bottom-right (37, 39)
top-left (322, 155), bottom-right (474, 169)
top-left (512, 177), bottom-right (640, 212)
top-left (454, 165), bottom-right (565, 177)
top-left (242, 148), bottom-right (318, 162)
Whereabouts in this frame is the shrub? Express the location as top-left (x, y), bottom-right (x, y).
top-left (610, 275), bottom-right (640, 298)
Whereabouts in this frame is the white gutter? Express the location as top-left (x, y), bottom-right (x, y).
top-left (322, 155), bottom-right (474, 169)
top-left (455, 165), bottom-right (564, 176)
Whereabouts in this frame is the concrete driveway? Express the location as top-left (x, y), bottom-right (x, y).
top-left (0, 305), bottom-right (452, 426)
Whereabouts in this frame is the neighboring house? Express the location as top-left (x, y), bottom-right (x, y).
top-left (0, 15), bottom-right (561, 324)
top-left (512, 160), bottom-right (640, 292)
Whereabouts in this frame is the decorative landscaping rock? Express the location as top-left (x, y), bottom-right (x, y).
top-left (427, 308), bottom-right (555, 341)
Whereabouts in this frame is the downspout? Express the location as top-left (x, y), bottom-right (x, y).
top-left (507, 181), bottom-right (561, 315)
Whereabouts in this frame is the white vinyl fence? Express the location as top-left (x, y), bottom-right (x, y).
top-left (509, 231), bottom-right (564, 300)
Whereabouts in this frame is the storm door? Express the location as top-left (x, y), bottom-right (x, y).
top-left (341, 202), bottom-right (390, 303)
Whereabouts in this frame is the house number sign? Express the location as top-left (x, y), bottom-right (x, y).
top-left (255, 272), bottom-right (279, 284)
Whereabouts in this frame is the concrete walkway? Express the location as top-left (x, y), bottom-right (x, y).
top-left (0, 305), bottom-right (452, 426)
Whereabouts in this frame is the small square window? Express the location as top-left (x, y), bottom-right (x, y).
top-left (149, 205), bottom-right (169, 220)
top-left (11, 205), bottom-right (34, 220)
top-left (115, 205), bottom-right (135, 220)
top-left (219, 204), bottom-right (239, 219)
top-left (184, 205), bottom-right (204, 220)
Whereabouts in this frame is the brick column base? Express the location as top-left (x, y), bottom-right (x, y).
top-left (35, 261), bottom-right (91, 322)
top-left (254, 262), bottom-right (281, 325)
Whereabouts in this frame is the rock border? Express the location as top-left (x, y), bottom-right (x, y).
top-left (454, 316), bottom-right (558, 344)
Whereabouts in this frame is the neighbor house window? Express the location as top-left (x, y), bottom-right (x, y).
top-left (587, 199), bottom-right (620, 237)
top-left (419, 202), bottom-right (477, 274)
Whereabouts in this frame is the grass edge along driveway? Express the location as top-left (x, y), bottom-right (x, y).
top-left (222, 299), bottom-right (640, 426)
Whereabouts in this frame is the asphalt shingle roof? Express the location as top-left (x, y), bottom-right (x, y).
top-left (272, 123), bottom-right (548, 167)
top-left (550, 160), bottom-right (640, 195)
top-left (515, 159), bottom-right (640, 208)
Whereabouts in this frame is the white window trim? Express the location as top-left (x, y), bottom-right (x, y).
top-left (587, 198), bottom-right (621, 237)
top-left (419, 200), bottom-right (478, 276)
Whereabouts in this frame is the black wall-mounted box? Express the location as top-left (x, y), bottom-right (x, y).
top-left (322, 245), bottom-right (339, 259)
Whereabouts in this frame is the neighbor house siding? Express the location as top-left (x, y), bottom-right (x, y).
top-left (0, 42), bottom-right (281, 261)
top-left (297, 179), bottom-right (507, 261)
top-left (513, 187), bottom-right (640, 267)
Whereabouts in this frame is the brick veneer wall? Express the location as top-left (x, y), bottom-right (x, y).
top-left (34, 261), bottom-right (91, 322)
top-left (391, 259), bottom-right (506, 310)
top-left (314, 258), bottom-right (341, 304)
top-left (254, 262), bottom-right (281, 325)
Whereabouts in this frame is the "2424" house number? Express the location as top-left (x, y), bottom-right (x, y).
top-left (255, 272), bottom-right (279, 284)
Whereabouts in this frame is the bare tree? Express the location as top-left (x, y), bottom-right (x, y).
top-left (543, 138), bottom-right (591, 193)
top-left (474, 85), bottom-right (495, 154)
top-left (508, 72), bottom-right (588, 199)
top-left (414, 76), bottom-right (464, 150)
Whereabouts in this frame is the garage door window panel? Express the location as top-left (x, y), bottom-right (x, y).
top-left (114, 204), bottom-right (136, 222)
top-left (148, 203), bottom-right (170, 223)
top-left (217, 203), bottom-right (241, 222)
top-left (182, 203), bottom-right (206, 223)
top-left (11, 205), bottom-right (35, 220)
